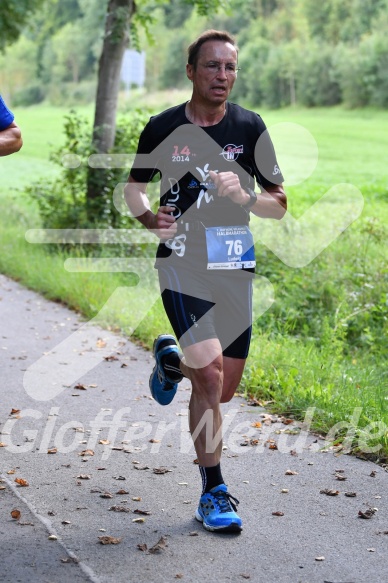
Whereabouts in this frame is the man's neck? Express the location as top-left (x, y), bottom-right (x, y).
top-left (185, 99), bottom-right (227, 127)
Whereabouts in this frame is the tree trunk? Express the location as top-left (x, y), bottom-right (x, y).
top-left (86, 0), bottom-right (135, 211)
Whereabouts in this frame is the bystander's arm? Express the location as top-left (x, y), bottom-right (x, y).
top-left (0, 121), bottom-right (23, 156)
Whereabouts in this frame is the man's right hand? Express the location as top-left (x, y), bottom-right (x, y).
top-left (151, 206), bottom-right (178, 240)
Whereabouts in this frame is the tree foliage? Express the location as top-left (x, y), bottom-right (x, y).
top-left (0, 0), bottom-right (45, 50)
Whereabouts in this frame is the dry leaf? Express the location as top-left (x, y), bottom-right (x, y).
top-left (268, 443), bottom-right (278, 450)
top-left (78, 449), bottom-right (94, 456)
top-left (358, 508), bottom-right (376, 519)
top-left (96, 339), bottom-right (107, 349)
top-left (11, 509), bottom-right (21, 520)
top-left (132, 517), bottom-right (145, 523)
top-left (240, 576), bottom-right (251, 580)
top-left (100, 492), bottom-right (113, 499)
top-left (345, 492), bottom-right (357, 497)
top-left (99, 439), bottom-right (110, 445)
top-left (7, 469), bottom-right (16, 475)
top-left (77, 474), bottom-right (91, 480)
top-left (251, 422), bottom-right (262, 428)
top-left (48, 534), bottom-right (57, 541)
top-left (272, 511), bottom-right (284, 516)
top-left (61, 557), bottom-right (78, 564)
top-left (109, 506), bottom-right (131, 513)
top-left (285, 470), bottom-right (298, 475)
top-left (132, 496), bottom-right (142, 502)
top-left (175, 575), bottom-right (183, 579)
top-left (0, 442), bottom-right (7, 447)
top-left (133, 509), bottom-right (151, 516)
top-left (104, 355), bottom-right (119, 362)
top-left (134, 465), bottom-right (149, 471)
top-left (137, 543), bottom-right (147, 551)
top-left (153, 467), bottom-right (171, 474)
top-left (149, 438), bottom-right (161, 443)
top-left (334, 473), bottom-right (347, 481)
top-left (189, 531), bottom-right (198, 536)
top-left (280, 417), bottom-right (294, 425)
top-left (320, 489), bottom-right (340, 496)
top-left (15, 478), bottom-right (29, 487)
top-left (98, 536), bottom-right (121, 545)
top-left (315, 556), bottom-right (325, 561)
top-left (10, 408), bottom-right (20, 415)
top-left (47, 448), bottom-right (57, 454)
top-left (370, 470), bottom-right (377, 477)
top-left (116, 489), bottom-right (129, 495)
top-left (74, 383), bottom-right (87, 390)
top-left (149, 536), bottom-right (167, 554)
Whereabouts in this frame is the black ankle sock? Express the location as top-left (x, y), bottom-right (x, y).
top-left (199, 463), bottom-right (224, 494)
top-left (161, 350), bottom-right (183, 382)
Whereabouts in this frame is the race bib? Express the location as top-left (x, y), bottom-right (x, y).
top-left (205, 225), bottom-right (256, 270)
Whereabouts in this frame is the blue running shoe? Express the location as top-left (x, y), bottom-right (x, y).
top-left (149, 334), bottom-right (180, 406)
top-left (195, 484), bottom-right (242, 533)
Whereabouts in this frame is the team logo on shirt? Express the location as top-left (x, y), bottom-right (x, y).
top-left (220, 144), bottom-right (244, 161)
top-left (272, 164), bottom-right (281, 176)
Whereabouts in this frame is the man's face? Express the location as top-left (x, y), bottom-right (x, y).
top-left (186, 40), bottom-right (238, 106)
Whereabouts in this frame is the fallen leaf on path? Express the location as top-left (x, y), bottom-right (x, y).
top-left (99, 439), bottom-right (110, 445)
top-left (74, 383), bottom-right (87, 390)
top-left (47, 448), bottom-right (57, 454)
top-left (132, 496), bottom-right (141, 502)
top-left (344, 492), bottom-right (357, 497)
top-left (315, 556), bottom-right (325, 561)
top-left (96, 339), bottom-right (107, 349)
top-left (320, 489), bottom-right (340, 496)
top-left (251, 422), bottom-right (262, 428)
top-left (78, 449), bottom-right (94, 456)
top-left (149, 439), bottom-right (160, 443)
top-left (7, 469), bottom-right (16, 475)
top-left (334, 473), bottom-right (347, 481)
top-left (77, 474), bottom-right (91, 480)
top-left (148, 536), bottom-right (167, 553)
top-left (285, 470), bottom-right (298, 475)
top-left (61, 520), bottom-right (71, 525)
top-left (175, 575), bottom-right (183, 579)
top-left (370, 471), bottom-right (377, 477)
top-left (10, 409), bottom-right (20, 415)
top-left (0, 442), bottom-right (7, 447)
top-left (109, 506), bottom-right (131, 513)
top-left (240, 576), bottom-right (251, 580)
top-left (104, 355), bottom-right (119, 362)
top-left (358, 508), bottom-right (376, 519)
top-left (268, 443), bottom-right (278, 450)
top-left (98, 536), bottom-right (121, 545)
top-left (137, 543), bottom-right (147, 551)
top-left (132, 517), bottom-right (145, 523)
top-left (272, 511), bottom-right (284, 516)
top-left (367, 548), bottom-right (376, 552)
top-left (100, 492), bottom-right (113, 499)
top-left (134, 465), bottom-right (150, 471)
top-left (11, 509), bottom-right (21, 520)
top-left (48, 534), bottom-right (58, 540)
top-left (153, 467), bottom-right (171, 474)
top-left (133, 509), bottom-right (151, 516)
top-left (15, 478), bottom-right (29, 487)
top-left (113, 475), bottom-right (126, 480)
top-left (61, 557), bottom-right (79, 564)
top-left (189, 531), bottom-right (198, 536)
top-left (117, 489), bottom-right (129, 495)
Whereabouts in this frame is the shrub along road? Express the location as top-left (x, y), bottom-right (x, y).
top-left (1, 273), bottom-right (387, 583)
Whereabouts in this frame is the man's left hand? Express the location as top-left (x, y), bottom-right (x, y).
top-left (209, 170), bottom-right (249, 206)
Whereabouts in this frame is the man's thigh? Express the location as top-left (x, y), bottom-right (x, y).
top-left (158, 267), bottom-right (253, 359)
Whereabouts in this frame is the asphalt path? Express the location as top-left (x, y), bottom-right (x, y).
top-left (1, 273), bottom-right (387, 583)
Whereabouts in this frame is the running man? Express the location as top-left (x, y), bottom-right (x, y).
top-left (126, 30), bottom-right (286, 533)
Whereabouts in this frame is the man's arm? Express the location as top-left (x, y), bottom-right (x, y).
top-left (0, 121), bottom-right (23, 156)
top-left (124, 176), bottom-right (177, 239)
top-left (209, 170), bottom-right (287, 220)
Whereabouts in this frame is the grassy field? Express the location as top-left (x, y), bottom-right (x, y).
top-left (1, 99), bottom-right (387, 459)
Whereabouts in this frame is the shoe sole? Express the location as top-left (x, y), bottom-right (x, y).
top-left (195, 510), bottom-right (242, 533)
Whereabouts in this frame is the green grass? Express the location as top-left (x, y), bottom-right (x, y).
top-left (1, 101), bottom-right (387, 460)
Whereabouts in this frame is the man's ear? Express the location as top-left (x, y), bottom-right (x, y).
top-left (186, 63), bottom-right (194, 82)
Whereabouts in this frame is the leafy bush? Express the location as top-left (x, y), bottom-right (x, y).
top-left (27, 108), bottom-right (151, 232)
top-left (12, 84), bottom-right (46, 106)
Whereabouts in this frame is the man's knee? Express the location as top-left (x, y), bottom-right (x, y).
top-left (190, 358), bottom-right (223, 404)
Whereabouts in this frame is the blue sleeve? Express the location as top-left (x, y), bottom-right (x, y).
top-left (0, 95), bottom-right (15, 131)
